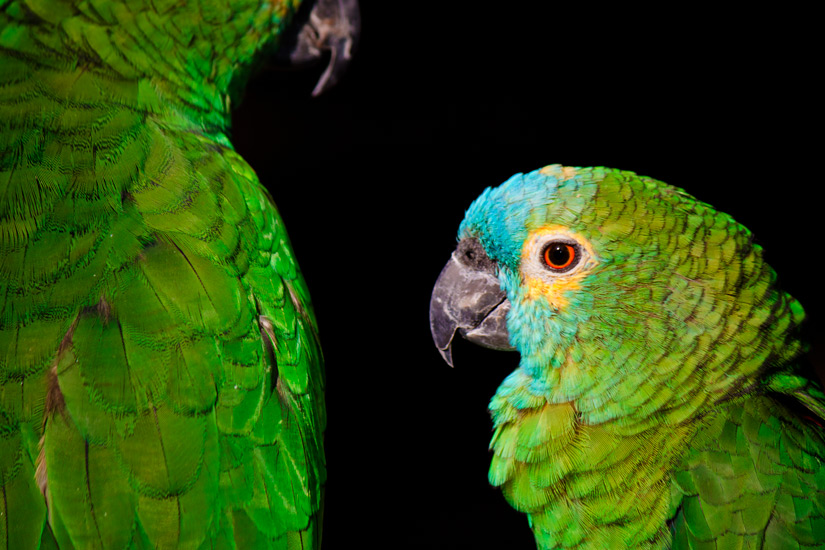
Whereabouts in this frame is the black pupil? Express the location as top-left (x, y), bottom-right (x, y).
top-left (548, 243), bottom-right (570, 266)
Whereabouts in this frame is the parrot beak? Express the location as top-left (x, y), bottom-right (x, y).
top-left (429, 239), bottom-right (514, 367)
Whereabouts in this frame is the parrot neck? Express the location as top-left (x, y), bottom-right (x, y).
top-left (0, 1), bottom-right (302, 131)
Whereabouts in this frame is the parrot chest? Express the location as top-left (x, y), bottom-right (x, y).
top-left (488, 391), bottom-right (701, 548)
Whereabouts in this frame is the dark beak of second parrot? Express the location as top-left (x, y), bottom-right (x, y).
top-left (429, 239), bottom-right (515, 367)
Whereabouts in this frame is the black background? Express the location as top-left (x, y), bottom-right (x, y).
top-left (232, 4), bottom-right (818, 548)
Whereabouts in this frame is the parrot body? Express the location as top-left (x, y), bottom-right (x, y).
top-left (0, 1), bottom-right (327, 548)
top-left (430, 165), bottom-right (825, 548)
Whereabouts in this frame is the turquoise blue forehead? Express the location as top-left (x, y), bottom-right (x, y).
top-left (458, 169), bottom-right (562, 266)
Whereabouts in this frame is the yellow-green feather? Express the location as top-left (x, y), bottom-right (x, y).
top-left (1, 1), bottom-right (323, 548)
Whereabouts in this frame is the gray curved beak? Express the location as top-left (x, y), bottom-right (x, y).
top-left (429, 239), bottom-right (514, 367)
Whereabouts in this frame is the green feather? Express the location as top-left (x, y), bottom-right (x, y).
top-left (1, 1), bottom-right (323, 548)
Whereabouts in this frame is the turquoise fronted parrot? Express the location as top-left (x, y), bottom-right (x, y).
top-left (0, 0), bottom-right (357, 547)
top-left (430, 165), bottom-right (825, 548)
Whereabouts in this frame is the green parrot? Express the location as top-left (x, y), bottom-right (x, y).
top-left (0, 0), bottom-right (357, 547)
top-left (430, 164), bottom-right (825, 548)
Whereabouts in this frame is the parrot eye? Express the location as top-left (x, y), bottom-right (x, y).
top-left (522, 229), bottom-right (593, 282)
top-left (541, 241), bottom-right (580, 272)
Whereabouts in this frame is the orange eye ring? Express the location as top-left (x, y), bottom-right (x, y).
top-left (543, 242), bottom-right (577, 271)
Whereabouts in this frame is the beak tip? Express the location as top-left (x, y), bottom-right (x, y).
top-left (438, 346), bottom-right (455, 368)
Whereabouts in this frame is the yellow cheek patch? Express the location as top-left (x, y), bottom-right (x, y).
top-left (524, 275), bottom-right (583, 308)
top-left (521, 225), bottom-right (596, 310)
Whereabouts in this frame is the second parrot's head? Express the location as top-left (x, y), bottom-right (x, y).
top-left (430, 165), bottom-right (804, 421)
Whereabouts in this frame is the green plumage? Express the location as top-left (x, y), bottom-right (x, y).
top-left (0, 1), bottom-right (325, 548)
top-left (432, 165), bottom-right (825, 548)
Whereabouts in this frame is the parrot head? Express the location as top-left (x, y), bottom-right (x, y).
top-left (430, 165), bottom-right (805, 425)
